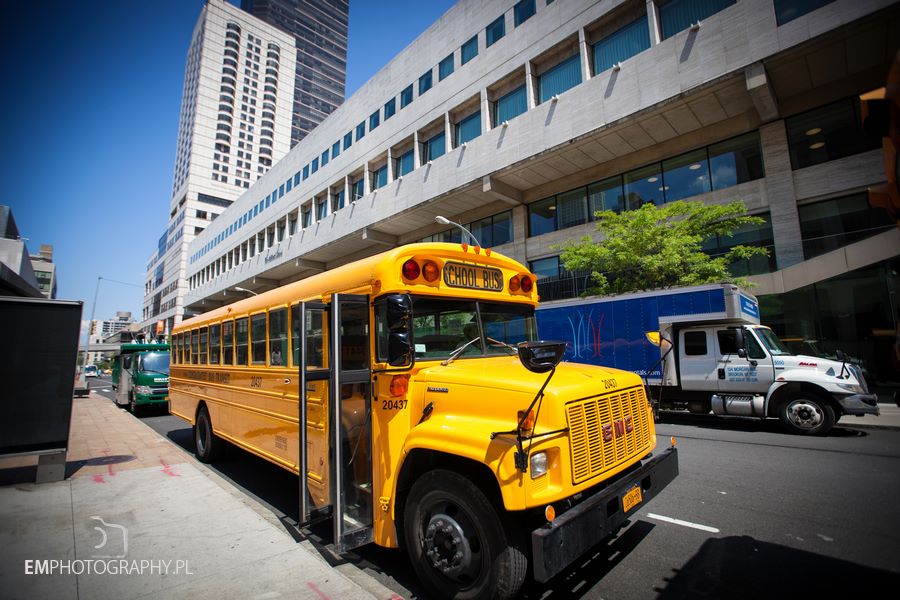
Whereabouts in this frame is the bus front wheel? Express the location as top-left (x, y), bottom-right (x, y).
top-left (194, 406), bottom-right (225, 463)
top-left (403, 469), bottom-right (526, 600)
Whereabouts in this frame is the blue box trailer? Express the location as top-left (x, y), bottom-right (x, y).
top-left (536, 284), bottom-right (759, 383)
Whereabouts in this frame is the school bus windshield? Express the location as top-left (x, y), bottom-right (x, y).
top-left (409, 297), bottom-right (537, 360)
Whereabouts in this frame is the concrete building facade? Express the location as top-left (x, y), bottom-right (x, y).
top-left (0, 205), bottom-right (43, 298)
top-left (141, 0), bottom-right (297, 335)
top-left (241, 0), bottom-right (350, 145)
top-left (29, 244), bottom-right (57, 299)
top-left (182, 0), bottom-right (900, 385)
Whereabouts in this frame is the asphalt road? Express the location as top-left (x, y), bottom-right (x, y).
top-left (91, 382), bottom-right (900, 598)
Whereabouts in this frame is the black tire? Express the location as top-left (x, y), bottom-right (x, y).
top-left (779, 394), bottom-right (835, 436)
top-left (194, 406), bottom-right (225, 463)
top-left (403, 469), bottom-right (527, 600)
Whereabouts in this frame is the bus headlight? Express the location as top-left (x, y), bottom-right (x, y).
top-left (530, 452), bottom-right (548, 479)
top-left (135, 386), bottom-right (152, 395)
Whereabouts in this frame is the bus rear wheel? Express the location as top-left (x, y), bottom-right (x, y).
top-left (403, 469), bottom-right (526, 600)
top-left (194, 406), bottom-right (225, 463)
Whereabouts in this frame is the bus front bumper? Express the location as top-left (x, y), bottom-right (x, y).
top-left (531, 447), bottom-right (678, 583)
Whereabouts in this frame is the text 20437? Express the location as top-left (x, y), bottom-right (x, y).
top-left (382, 399), bottom-right (408, 411)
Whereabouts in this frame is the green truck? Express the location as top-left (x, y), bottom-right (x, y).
top-left (111, 342), bottom-right (170, 415)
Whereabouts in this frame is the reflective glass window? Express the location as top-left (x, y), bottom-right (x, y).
top-left (588, 176), bottom-right (625, 214)
top-left (269, 308), bottom-right (287, 366)
top-left (250, 313), bottom-right (266, 364)
top-left (709, 132), bottom-right (764, 189)
top-left (369, 110), bottom-right (380, 131)
top-left (209, 324), bottom-right (221, 364)
top-left (356, 122), bottom-right (365, 141)
top-left (514, 0), bottom-right (536, 26)
top-left (373, 165), bottom-right (388, 189)
top-left (222, 320), bottom-right (233, 365)
top-left (530, 256), bottom-right (561, 279)
top-left (799, 194), bottom-right (895, 259)
top-left (529, 197), bottom-right (557, 236)
top-left (556, 187), bottom-right (588, 229)
top-left (493, 85), bottom-right (527, 124)
top-left (659, 0), bottom-right (736, 40)
top-left (786, 98), bottom-right (881, 170)
top-left (384, 98), bottom-right (396, 120)
top-left (538, 54), bottom-right (582, 103)
top-left (397, 149), bottom-right (414, 177)
top-left (400, 85), bottom-right (414, 108)
top-left (661, 149), bottom-right (711, 202)
top-left (425, 132), bottom-right (446, 161)
top-left (774, 0), bottom-right (836, 25)
top-left (623, 164), bottom-right (664, 207)
top-left (235, 318), bottom-right (248, 365)
top-left (455, 111), bottom-right (481, 146)
top-left (419, 69), bottom-right (433, 95)
top-left (439, 54), bottom-right (454, 80)
top-left (486, 16), bottom-right (505, 47)
top-left (461, 35), bottom-right (478, 64)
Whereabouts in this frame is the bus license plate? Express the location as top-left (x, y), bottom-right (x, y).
top-left (623, 485), bottom-right (643, 513)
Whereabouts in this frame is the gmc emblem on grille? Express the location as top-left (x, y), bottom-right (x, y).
top-left (602, 416), bottom-right (633, 442)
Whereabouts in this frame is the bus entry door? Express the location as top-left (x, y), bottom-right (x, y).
top-left (298, 301), bottom-right (331, 524)
top-left (331, 293), bottom-right (373, 552)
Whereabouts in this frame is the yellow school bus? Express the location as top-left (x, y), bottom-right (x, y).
top-left (170, 242), bottom-right (678, 599)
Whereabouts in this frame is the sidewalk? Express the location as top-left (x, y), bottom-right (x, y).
top-left (0, 392), bottom-right (397, 600)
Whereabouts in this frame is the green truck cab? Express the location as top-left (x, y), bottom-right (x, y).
top-left (111, 343), bottom-right (170, 415)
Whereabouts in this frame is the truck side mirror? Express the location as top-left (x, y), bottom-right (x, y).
top-left (734, 328), bottom-right (746, 352)
top-left (122, 355), bottom-right (132, 370)
top-left (737, 348), bottom-right (747, 359)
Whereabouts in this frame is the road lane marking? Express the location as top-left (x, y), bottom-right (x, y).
top-left (646, 513), bottom-right (720, 533)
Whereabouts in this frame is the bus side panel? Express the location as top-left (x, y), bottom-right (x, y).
top-left (169, 368), bottom-right (201, 425)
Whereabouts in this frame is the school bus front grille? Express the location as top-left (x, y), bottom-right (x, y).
top-left (566, 387), bottom-right (652, 485)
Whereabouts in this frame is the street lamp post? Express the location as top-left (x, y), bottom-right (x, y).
top-left (234, 286), bottom-right (259, 296)
top-left (435, 215), bottom-right (482, 247)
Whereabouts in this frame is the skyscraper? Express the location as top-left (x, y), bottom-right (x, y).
top-left (141, 0), bottom-right (297, 334)
top-left (241, 0), bottom-right (349, 145)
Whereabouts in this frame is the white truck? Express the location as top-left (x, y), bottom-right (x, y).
top-left (536, 283), bottom-right (879, 435)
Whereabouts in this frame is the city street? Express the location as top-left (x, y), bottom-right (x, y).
top-left (90, 382), bottom-right (900, 599)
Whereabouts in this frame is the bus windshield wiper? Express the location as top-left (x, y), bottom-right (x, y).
top-left (441, 337), bottom-right (481, 366)
top-left (486, 337), bottom-right (518, 355)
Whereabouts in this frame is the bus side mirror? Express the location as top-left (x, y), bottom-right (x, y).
top-left (386, 294), bottom-right (411, 331)
top-left (388, 331), bottom-right (412, 367)
top-left (385, 294), bottom-right (412, 367)
top-left (122, 355), bottom-right (132, 370)
top-left (517, 341), bottom-right (566, 373)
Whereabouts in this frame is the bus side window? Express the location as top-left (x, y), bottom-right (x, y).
top-left (251, 313), bottom-right (267, 365)
top-left (269, 308), bottom-right (288, 366)
top-left (222, 320), bottom-right (234, 365)
top-left (191, 330), bottom-right (199, 364)
top-left (199, 327), bottom-right (209, 364)
top-left (235, 318), bottom-right (249, 365)
top-left (210, 324), bottom-right (221, 365)
top-left (290, 304), bottom-right (300, 367)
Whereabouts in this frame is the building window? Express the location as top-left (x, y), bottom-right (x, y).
top-left (316, 199), bottom-right (327, 221)
top-left (786, 98), bottom-right (881, 170)
top-left (333, 189), bottom-right (345, 211)
top-left (538, 54), bottom-right (582, 103)
top-left (708, 132), bottom-right (764, 189)
top-left (321, 150), bottom-right (329, 166)
top-left (659, 0), bottom-right (736, 40)
top-left (455, 111), bottom-right (482, 146)
top-left (400, 85), bottom-right (414, 108)
top-left (461, 35), bottom-right (478, 65)
top-left (303, 165), bottom-right (309, 179)
top-left (660, 149), bottom-right (710, 202)
top-left (702, 213), bottom-right (777, 275)
top-left (356, 121), bottom-right (366, 141)
top-left (799, 194), bottom-right (895, 260)
top-left (419, 69), bottom-right (433, 95)
top-left (470, 211), bottom-right (513, 247)
top-left (373, 165), bottom-right (388, 189)
top-left (425, 132), bottom-right (446, 161)
top-left (556, 188), bottom-right (589, 229)
top-left (384, 98), bottom-right (396, 120)
top-left (486, 16), bottom-right (505, 47)
top-left (395, 149), bottom-right (414, 177)
top-left (623, 163), bottom-right (664, 208)
top-left (351, 177), bottom-right (364, 201)
top-left (514, 0), bottom-right (536, 26)
top-left (529, 256), bottom-right (562, 279)
top-left (493, 85), bottom-right (527, 125)
top-left (774, 0), bottom-right (836, 25)
top-left (311, 157), bottom-right (319, 173)
top-left (528, 197), bottom-right (557, 237)
top-left (344, 131), bottom-right (353, 150)
top-left (588, 176), bottom-right (626, 214)
top-left (592, 15), bottom-right (651, 74)
top-left (302, 205), bottom-right (311, 228)
top-left (439, 54), bottom-right (454, 80)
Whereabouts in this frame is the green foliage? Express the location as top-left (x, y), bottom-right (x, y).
top-left (554, 200), bottom-right (768, 295)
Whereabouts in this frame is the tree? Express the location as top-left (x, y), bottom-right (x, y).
top-left (554, 200), bottom-right (768, 296)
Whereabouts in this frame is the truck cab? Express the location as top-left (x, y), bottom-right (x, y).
top-left (111, 343), bottom-right (170, 415)
top-left (665, 319), bottom-right (878, 434)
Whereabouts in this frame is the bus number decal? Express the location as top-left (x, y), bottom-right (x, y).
top-left (382, 399), bottom-right (408, 411)
top-left (250, 377), bottom-right (263, 388)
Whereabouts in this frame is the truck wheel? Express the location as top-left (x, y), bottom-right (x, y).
top-left (403, 469), bottom-right (526, 600)
top-left (779, 395), bottom-right (835, 436)
top-left (194, 406), bottom-right (225, 463)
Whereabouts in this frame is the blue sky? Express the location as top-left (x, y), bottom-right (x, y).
top-left (0, 0), bottom-right (454, 331)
